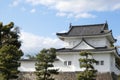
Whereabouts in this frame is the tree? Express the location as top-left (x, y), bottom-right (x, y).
top-left (35, 48), bottom-right (59, 80)
top-left (78, 51), bottom-right (97, 80)
top-left (0, 22), bottom-right (23, 80)
top-left (26, 54), bottom-right (36, 59)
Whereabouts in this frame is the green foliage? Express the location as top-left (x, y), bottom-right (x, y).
top-left (0, 22), bottom-right (23, 80)
top-left (35, 48), bottom-right (59, 80)
top-left (26, 54), bottom-right (36, 59)
top-left (78, 51), bottom-right (97, 80)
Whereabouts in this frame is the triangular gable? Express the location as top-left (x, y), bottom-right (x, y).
top-left (72, 39), bottom-right (95, 50)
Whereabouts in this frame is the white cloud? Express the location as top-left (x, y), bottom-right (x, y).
top-left (25, 0), bottom-right (120, 18)
top-left (115, 35), bottom-right (120, 46)
top-left (58, 30), bottom-right (67, 33)
top-left (21, 7), bottom-right (26, 12)
top-left (9, 0), bottom-right (21, 7)
top-left (20, 31), bottom-right (64, 55)
top-left (75, 13), bottom-right (96, 19)
top-left (113, 3), bottom-right (120, 10)
top-left (26, 0), bottom-right (56, 6)
top-left (56, 12), bottom-right (67, 17)
top-left (30, 8), bottom-right (36, 13)
top-left (115, 36), bottom-right (120, 45)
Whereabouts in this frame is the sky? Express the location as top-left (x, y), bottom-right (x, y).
top-left (0, 0), bottom-right (120, 56)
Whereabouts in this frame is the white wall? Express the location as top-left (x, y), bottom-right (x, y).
top-left (93, 53), bottom-right (111, 72)
top-left (64, 38), bottom-right (81, 48)
top-left (18, 52), bottom-right (120, 74)
top-left (55, 52), bottom-right (115, 73)
top-left (55, 52), bottom-right (78, 72)
top-left (86, 37), bottom-right (108, 47)
top-left (110, 54), bottom-right (120, 75)
top-left (18, 61), bottom-right (36, 72)
top-left (74, 41), bottom-right (94, 49)
top-left (64, 37), bottom-right (109, 48)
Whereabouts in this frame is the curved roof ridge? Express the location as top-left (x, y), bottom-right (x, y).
top-left (71, 23), bottom-right (105, 27)
top-left (101, 22), bottom-right (109, 31)
top-left (82, 38), bottom-right (95, 48)
top-left (57, 23), bottom-right (109, 36)
top-left (67, 23), bottom-right (106, 35)
top-left (72, 38), bottom-right (95, 49)
top-left (72, 39), bottom-right (82, 49)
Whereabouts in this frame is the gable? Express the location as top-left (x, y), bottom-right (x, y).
top-left (73, 39), bottom-right (94, 50)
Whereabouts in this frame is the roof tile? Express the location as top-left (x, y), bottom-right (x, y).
top-left (57, 23), bottom-right (109, 36)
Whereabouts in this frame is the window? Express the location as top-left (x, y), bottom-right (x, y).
top-left (96, 60), bottom-right (104, 65)
top-left (64, 61), bottom-right (72, 66)
top-left (64, 61), bottom-right (67, 66)
top-left (96, 61), bottom-right (99, 65)
top-left (101, 61), bottom-right (104, 65)
top-left (68, 61), bottom-right (72, 65)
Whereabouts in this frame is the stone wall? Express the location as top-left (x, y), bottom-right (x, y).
top-left (54, 72), bottom-right (78, 80)
top-left (18, 72), bottom-right (36, 80)
top-left (18, 72), bottom-right (118, 80)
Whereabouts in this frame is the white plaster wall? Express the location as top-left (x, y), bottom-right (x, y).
top-left (93, 53), bottom-right (111, 72)
top-left (18, 53), bottom-right (120, 74)
top-left (55, 52), bottom-right (113, 73)
top-left (110, 54), bottom-right (120, 75)
top-left (64, 37), bottom-right (110, 48)
top-left (55, 53), bottom-right (77, 72)
top-left (18, 61), bottom-right (36, 72)
top-left (86, 37), bottom-right (108, 47)
top-left (74, 41), bottom-right (94, 49)
top-left (64, 38), bottom-right (81, 48)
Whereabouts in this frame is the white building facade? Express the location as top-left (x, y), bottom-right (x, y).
top-left (55, 22), bottom-right (120, 75)
top-left (18, 23), bottom-right (120, 80)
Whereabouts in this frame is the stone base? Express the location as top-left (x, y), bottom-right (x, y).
top-left (54, 72), bottom-right (78, 80)
top-left (18, 72), bottom-right (118, 80)
top-left (18, 72), bottom-right (36, 80)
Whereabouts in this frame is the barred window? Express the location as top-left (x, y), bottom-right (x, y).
top-left (64, 61), bottom-right (72, 66)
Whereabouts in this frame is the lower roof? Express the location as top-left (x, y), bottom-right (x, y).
top-left (58, 47), bottom-right (119, 53)
top-left (57, 47), bottom-right (115, 52)
top-left (56, 47), bottom-right (120, 58)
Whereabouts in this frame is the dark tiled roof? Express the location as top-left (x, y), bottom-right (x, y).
top-left (56, 23), bottom-right (109, 36)
top-left (56, 47), bottom-right (120, 58)
top-left (19, 58), bottom-right (59, 61)
top-left (56, 47), bottom-right (115, 52)
top-left (19, 59), bottom-right (36, 61)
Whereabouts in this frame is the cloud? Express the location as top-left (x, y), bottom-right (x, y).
top-left (9, 0), bottom-right (21, 7)
top-left (21, 7), bottom-right (26, 12)
top-left (116, 36), bottom-right (120, 43)
top-left (20, 31), bottom-right (64, 55)
top-left (26, 0), bottom-right (56, 6)
top-left (30, 8), bottom-right (36, 13)
top-left (20, 31), bottom-right (120, 56)
top-left (74, 13), bottom-right (96, 19)
top-left (56, 12), bottom-right (67, 17)
top-left (25, 0), bottom-right (120, 18)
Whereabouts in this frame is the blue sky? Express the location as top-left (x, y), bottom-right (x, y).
top-left (0, 0), bottom-right (120, 55)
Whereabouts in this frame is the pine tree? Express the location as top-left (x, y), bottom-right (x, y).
top-left (26, 54), bottom-right (36, 59)
top-left (35, 48), bottom-right (59, 80)
top-left (78, 51), bottom-right (97, 80)
top-left (0, 22), bottom-right (23, 80)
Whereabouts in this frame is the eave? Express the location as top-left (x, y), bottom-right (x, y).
top-left (57, 47), bottom-right (114, 52)
top-left (56, 47), bottom-right (120, 58)
top-left (19, 58), bottom-right (59, 62)
top-left (57, 31), bottom-right (116, 42)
